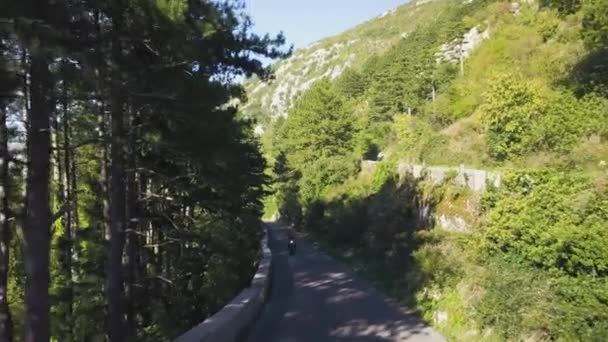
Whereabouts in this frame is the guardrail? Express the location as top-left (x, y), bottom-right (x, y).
top-left (174, 229), bottom-right (272, 342)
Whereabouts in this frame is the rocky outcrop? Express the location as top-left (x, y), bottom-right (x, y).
top-left (253, 43), bottom-right (356, 119)
top-left (437, 215), bottom-right (469, 232)
top-left (397, 163), bottom-right (499, 233)
top-left (242, 0), bottom-right (456, 124)
top-left (435, 25), bottom-right (490, 64)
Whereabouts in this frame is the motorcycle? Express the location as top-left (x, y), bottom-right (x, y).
top-left (287, 238), bottom-right (296, 255)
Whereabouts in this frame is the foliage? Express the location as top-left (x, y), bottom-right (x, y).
top-left (542, 0), bottom-right (581, 15)
top-left (1, 0), bottom-right (288, 340)
top-left (274, 78), bottom-right (359, 214)
top-left (582, 0), bottom-right (608, 50)
top-left (482, 170), bottom-right (608, 277)
top-left (475, 259), bottom-right (556, 340)
top-left (371, 160), bottom-right (397, 193)
top-left (476, 170), bottom-right (608, 339)
top-left (335, 68), bottom-right (368, 99)
top-left (266, 0), bottom-right (608, 341)
top-left (392, 115), bottom-right (439, 162)
top-left (480, 73), bottom-right (546, 159)
top-left (480, 72), bottom-right (597, 160)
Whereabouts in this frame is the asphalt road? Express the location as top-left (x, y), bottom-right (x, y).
top-left (246, 223), bottom-right (446, 342)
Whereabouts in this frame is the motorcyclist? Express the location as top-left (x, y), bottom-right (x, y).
top-left (287, 232), bottom-right (296, 254)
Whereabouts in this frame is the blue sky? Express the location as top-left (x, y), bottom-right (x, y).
top-left (244, 0), bottom-right (409, 50)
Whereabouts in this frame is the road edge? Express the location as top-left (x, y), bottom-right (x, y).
top-left (174, 225), bottom-right (272, 342)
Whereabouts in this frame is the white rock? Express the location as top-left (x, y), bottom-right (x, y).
top-left (433, 311), bottom-right (448, 324)
top-left (438, 215), bottom-right (469, 232)
top-left (253, 125), bottom-right (265, 136)
top-left (436, 25), bottom-right (490, 64)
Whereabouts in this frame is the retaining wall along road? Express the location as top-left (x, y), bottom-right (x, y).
top-left (397, 163), bottom-right (502, 191)
top-left (361, 161), bottom-right (502, 192)
top-left (174, 229), bottom-right (272, 342)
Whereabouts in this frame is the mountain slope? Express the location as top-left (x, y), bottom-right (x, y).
top-left (242, 0), bottom-right (454, 125)
top-left (261, 0), bottom-right (608, 340)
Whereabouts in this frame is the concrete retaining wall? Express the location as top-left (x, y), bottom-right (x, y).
top-left (174, 229), bottom-right (272, 342)
top-left (398, 163), bottom-right (501, 192)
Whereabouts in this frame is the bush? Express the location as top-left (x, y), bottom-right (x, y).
top-left (476, 256), bottom-right (608, 340)
top-left (481, 73), bottom-right (547, 160)
top-left (550, 275), bottom-right (608, 340)
top-left (481, 72), bottom-right (594, 160)
top-left (482, 170), bottom-right (608, 276)
top-left (476, 259), bottom-right (555, 340)
top-left (392, 115), bottom-right (439, 162)
top-left (371, 160), bottom-right (397, 193)
top-left (323, 197), bottom-right (369, 246)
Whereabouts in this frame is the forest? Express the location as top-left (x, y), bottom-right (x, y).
top-left (267, 0), bottom-right (608, 340)
top-left (0, 0), bottom-right (288, 341)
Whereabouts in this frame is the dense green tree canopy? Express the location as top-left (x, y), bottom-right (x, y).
top-left (0, 0), bottom-right (289, 340)
top-left (276, 79), bottom-right (358, 205)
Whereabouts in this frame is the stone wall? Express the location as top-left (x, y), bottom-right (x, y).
top-left (397, 163), bottom-right (502, 233)
top-left (397, 163), bottom-right (501, 192)
top-left (173, 229), bottom-right (272, 342)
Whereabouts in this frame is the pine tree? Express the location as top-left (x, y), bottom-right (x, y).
top-left (0, 35), bottom-right (19, 342)
top-left (1, 0), bottom-right (289, 339)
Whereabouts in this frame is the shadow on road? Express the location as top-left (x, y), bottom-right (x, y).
top-left (247, 223), bottom-right (444, 342)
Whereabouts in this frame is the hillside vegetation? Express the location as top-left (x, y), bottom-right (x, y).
top-left (256, 0), bottom-right (608, 340)
top-left (242, 0), bottom-right (458, 126)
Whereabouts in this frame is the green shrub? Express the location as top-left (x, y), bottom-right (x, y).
top-left (323, 197), bottom-right (369, 246)
top-left (482, 170), bottom-right (608, 276)
top-left (481, 73), bottom-right (547, 160)
top-left (481, 72), bottom-right (596, 160)
top-left (371, 160), bottom-right (397, 193)
top-left (475, 169), bottom-right (608, 339)
top-left (550, 275), bottom-right (608, 340)
top-left (476, 256), bottom-right (608, 340)
top-left (476, 259), bottom-right (556, 340)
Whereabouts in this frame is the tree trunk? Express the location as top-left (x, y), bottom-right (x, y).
top-left (60, 81), bottom-right (73, 341)
top-left (124, 102), bottom-right (139, 339)
top-left (0, 105), bottom-right (14, 342)
top-left (20, 50), bottom-right (29, 202)
top-left (51, 102), bottom-right (67, 340)
top-left (109, 93), bottom-right (127, 342)
top-left (108, 17), bottom-right (127, 340)
top-left (23, 50), bottom-right (53, 342)
top-left (93, 9), bottom-right (110, 243)
top-left (125, 158), bottom-right (138, 339)
top-left (98, 109), bottom-right (111, 241)
top-left (68, 128), bottom-right (79, 265)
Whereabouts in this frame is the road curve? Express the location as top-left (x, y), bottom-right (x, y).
top-left (246, 223), bottom-right (445, 342)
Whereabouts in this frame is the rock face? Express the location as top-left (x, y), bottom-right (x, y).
top-left (258, 44), bottom-right (356, 119)
top-left (433, 311), bottom-right (449, 324)
top-left (397, 163), bottom-right (499, 233)
top-left (435, 25), bottom-right (490, 64)
top-left (437, 215), bottom-right (469, 232)
top-left (242, 0), bottom-right (454, 124)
